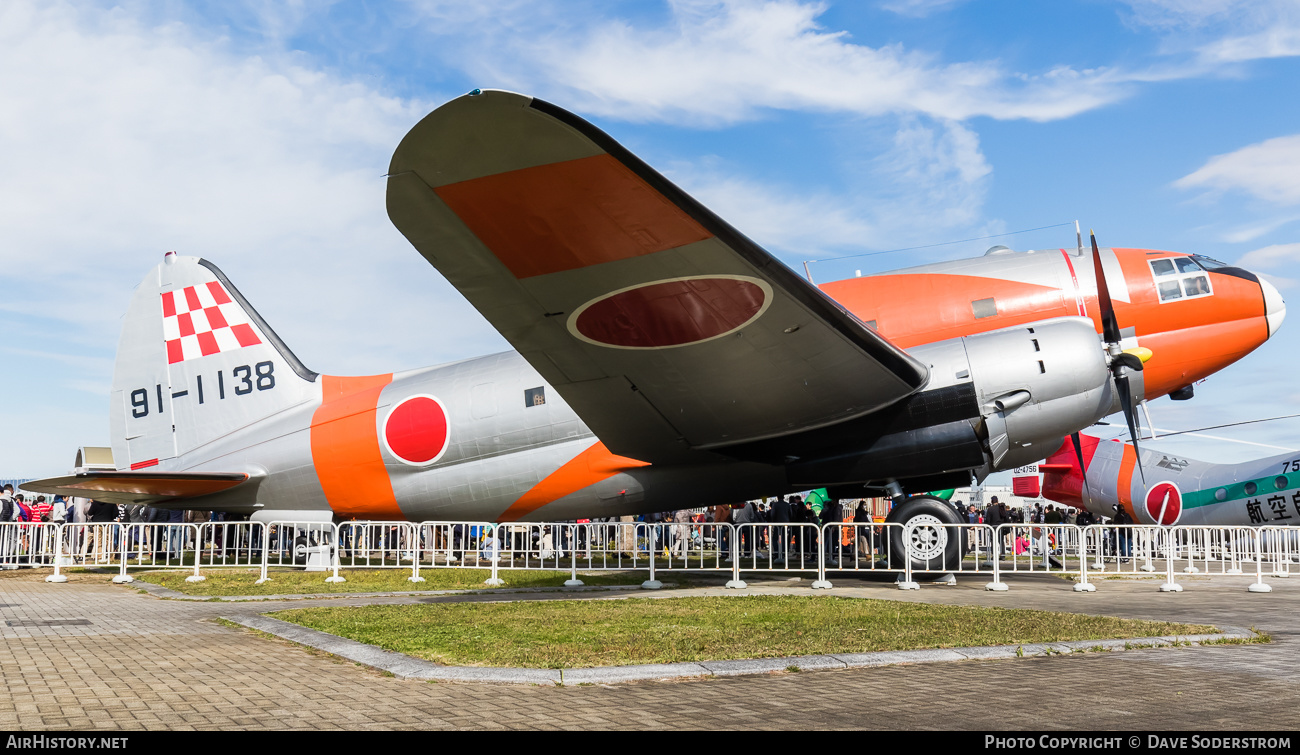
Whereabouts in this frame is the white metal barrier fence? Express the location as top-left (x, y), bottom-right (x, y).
top-left (0, 522), bottom-right (59, 569)
top-left (11, 519), bottom-right (1300, 592)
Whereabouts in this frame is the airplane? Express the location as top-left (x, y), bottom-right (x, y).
top-left (1042, 426), bottom-right (1300, 527)
top-left (24, 89), bottom-right (1286, 568)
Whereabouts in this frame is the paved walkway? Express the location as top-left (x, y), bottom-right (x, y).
top-left (1, 569), bottom-right (1297, 730)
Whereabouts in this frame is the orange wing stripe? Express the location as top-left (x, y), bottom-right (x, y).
top-left (497, 440), bottom-right (649, 522)
top-left (310, 374), bottom-right (401, 519)
top-left (434, 153), bottom-right (712, 279)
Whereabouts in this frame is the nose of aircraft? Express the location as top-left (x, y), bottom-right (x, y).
top-left (1260, 276), bottom-right (1286, 337)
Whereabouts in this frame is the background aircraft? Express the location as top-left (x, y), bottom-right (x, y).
top-left (1043, 424), bottom-right (1300, 527)
top-left (24, 91), bottom-right (1285, 566)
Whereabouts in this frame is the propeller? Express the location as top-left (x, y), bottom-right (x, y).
top-left (1069, 430), bottom-right (1091, 510)
top-left (1089, 230), bottom-right (1147, 487)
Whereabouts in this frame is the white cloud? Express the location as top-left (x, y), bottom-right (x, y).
top-left (1236, 243), bottom-right (1299, 290)
top-left (665, 118), bottom-right (991, 261)
top-left (0, 1), bottom-right (512, 475)
top-left (417, 0), bottom-right (1132, 126)
top-left (1220, 215), bottom-right (1300, 243)
top-left (1175, 135), bottom-right (1300, 205)
top-left (0, 1), bottom-right (505, 369)
top-left (878, 0), bottom-right (968, 18)
top-left (1121, 1), bottom-right (1300, 63)
top-left (1237, 242), bottom-right (1300, 269)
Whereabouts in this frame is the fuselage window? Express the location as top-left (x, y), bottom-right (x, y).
top-left (1150, 257), bottom-right (1213, 303)
top-left (525, 386), bottom-right (546, 407)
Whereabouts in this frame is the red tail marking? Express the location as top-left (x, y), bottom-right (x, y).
top-left (1041, 434), bottom-right (1102, 507)
top-left (206, 280), bottom-right (232, 305)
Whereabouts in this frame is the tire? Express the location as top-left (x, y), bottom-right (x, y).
top-left (884, 496), bottom-right (967, 571)
top-left (293, 534), bottom-right (309, 566)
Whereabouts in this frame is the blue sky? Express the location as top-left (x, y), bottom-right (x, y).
top-left (4, 0), bottom-right (1300, 478)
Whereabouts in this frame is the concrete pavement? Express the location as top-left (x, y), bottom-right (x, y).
top-left (1, 568), bottom-right (1297, 730)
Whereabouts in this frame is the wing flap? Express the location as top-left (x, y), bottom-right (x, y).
top-left (387, 91), bottom-right (929, 463)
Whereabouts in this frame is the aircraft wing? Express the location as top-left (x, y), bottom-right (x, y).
top-left (386, 90), bottom-right (929, 463)
top-left (21, 472), bottom-right (252, 507)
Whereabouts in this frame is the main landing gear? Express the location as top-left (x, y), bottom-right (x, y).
top-left (885, 495), bottom-right (967, 573)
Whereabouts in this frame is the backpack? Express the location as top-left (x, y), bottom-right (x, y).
top-left (0, 498), bottom-right (11, 523)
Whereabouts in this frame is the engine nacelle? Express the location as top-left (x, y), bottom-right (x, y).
top-left (967, 318), bottom-right (1115, 470)
top-left (909, 317), bottom-right (1116, 474)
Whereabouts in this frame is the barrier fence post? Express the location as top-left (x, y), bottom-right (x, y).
top-left (1139, 528), bottom-right (1156, 572)
top-left (1158, 527), bottom-right (1183, 592)
top-left (642, 524), bottom-right (662, 589)
top-left (726, 523), bottom-right (746, 589)
top-left (1074, 528), bottom-right (1096, 592)
top-left (112, 525), bottom-right (133, 584)
top-left (898, 524), bottom-right (919, 590)
top-left (45, 524), bottom-right (67, 583)
top-left (1181, 528), bottom-right (1200, 573)
top-left (985, 524), bottom-right (1008, 591)
top-left (484, 524), bottom-right (504, 586)
top-left (190, 524), bottom-right (206, 582)
top-left (1226, 527), bottom-right (1244, 575)
top-left (812, 523), bottom-right (832, 589)
top-left (410, 524), bottom-right (426, 583)
top-left (564, 524), bottom-right (583, 587)
top-left (253, 523), bottom-right (269, 584)
top-left (325, 524), bottom-right (346, 583)
top-left (1249, 528), bottom-right (1273, 593)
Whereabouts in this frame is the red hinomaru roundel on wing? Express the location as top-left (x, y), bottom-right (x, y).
top-left (567, 275), bottom-right (773, 349)
top-left (1145, 481), bottom-right (1182, 526)
top-left (383, 395), bottom-right (451, 466)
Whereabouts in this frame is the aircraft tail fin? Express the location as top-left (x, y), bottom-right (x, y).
top-left (1040, 433), bottom-right (1101, 508)
top-left (109, 253), bottom-right (319, 470)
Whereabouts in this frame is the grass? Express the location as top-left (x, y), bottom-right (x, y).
top-left (272, 595), bottom-right (1218, 668)
top-left (128, 567), bottom-right (656, 596)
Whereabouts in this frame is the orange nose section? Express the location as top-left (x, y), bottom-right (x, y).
top-left (1113, 249), bottom-right (1278, 400)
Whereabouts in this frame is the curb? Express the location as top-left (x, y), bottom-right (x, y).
top-left (223, 614), bottom-right (1260, 686)
top-left (133, 580), bottom-right (661, 601)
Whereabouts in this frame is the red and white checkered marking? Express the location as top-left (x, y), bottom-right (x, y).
top-left (161, 282), bottom-right (261, 364)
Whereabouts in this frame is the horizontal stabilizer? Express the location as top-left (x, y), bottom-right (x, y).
top-left (21, 471), bottom-right (251, 507)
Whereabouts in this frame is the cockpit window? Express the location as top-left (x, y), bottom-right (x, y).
top-left (1150, 257), bottom-right (1213, 303)
top-left (1192, 255), bottom-right (1230, 270)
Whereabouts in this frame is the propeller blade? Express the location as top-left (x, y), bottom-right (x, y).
top-left (1112, 352), bottom-right (1144, 373)
top-left (1090, 231), bottom-right (1122, 346)
top-left (1114, 372), bottom-right (1147, 487)
top-left (1070, 431), bottom-right (1091, 506)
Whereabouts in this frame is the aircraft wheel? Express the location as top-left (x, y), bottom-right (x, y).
top-left (885, 496), bottom-right (967, 572)
top-left (293, 535), bottom-right (309, 566)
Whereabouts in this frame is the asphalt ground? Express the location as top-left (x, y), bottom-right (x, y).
top-left (1, 568), bottom-right (1297, 731)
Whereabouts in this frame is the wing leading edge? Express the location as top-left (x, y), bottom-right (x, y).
top-left (386, 90), bottom-right (928, 464)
